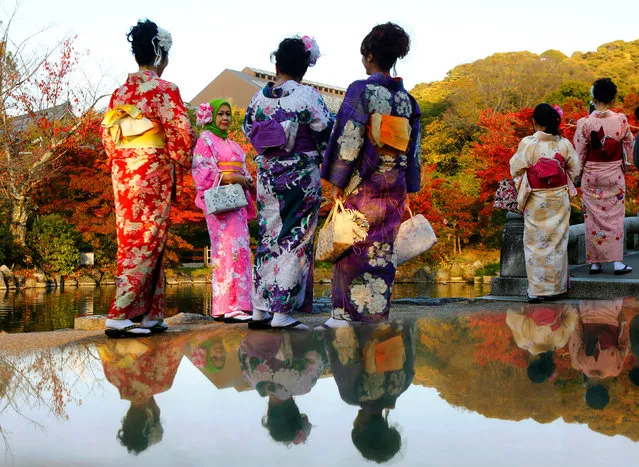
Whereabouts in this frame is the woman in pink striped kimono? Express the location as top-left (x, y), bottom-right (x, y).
top-left (574, 78), bottom-right (634, 275)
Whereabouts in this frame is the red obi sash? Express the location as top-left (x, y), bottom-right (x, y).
top-left (525, 307), bottom-right (563, 331)
top-left (583, 323), bottom-right (618, 360)
top-left (586, 127), bottom-right (623, 162)
top-left (527, 154), bottom-right (568, 189)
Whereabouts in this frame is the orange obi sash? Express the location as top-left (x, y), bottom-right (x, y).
top-left (102, 104), bottom-right (166, 149)
top-left (217, 160), bottom-right (244, 173)
top-left (363, 335), bottom-right (406, 373)
top-left (367, 113), bottom-right (411, 154)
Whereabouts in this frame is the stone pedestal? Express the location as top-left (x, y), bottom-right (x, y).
top-left (499, 212), bottom-right (526, 278)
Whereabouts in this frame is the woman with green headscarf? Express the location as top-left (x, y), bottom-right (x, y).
top-left (193, 99), bottom-right (256, 323)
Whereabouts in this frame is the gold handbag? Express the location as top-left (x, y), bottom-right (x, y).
top-left (315, 199), bottom-right (369, 263)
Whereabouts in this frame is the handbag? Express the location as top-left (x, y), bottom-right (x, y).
top-left (203, 155), bottom-right (248, 215)
top-left (316, 199), bottom-right (369, 263)
top-left (395, 207), bottom-right (438, 266)
top-left (493, 178), bottom-right (520, 213)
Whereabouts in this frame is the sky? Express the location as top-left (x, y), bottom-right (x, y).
top-left (4, 0), bottom-right (639, 105)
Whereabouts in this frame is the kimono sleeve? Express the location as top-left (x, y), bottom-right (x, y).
top-left (634, 134), bottom-right (639, 168)
top-left (191, 134), bottom-right (220, 211)
top-left (563, 138), bottom-right (581, 181)
top-left (509, 137), bottom-right (532, 178)
top-left (406, 95), bottom-right (422, 193)
top-left (158, 83), bottom-right (195, 170)
top-left (308, 88), bottom-right (335, 153)
top-left (620, 114), bottom-right (634, 165)
top-left (320, 82), bottom-right (368, 189)
top-left (573, 117), bottom-right (589, 166)
top-left (100, 92), bottom-right (118, 163)
top-left (243, 93), bottom-right (259, 139)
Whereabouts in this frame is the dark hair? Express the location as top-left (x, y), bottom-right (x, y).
top-left (127, 19), bottom-right (167, 66)
top-left (262, 398), bottom-right (310, 445)
top-left (634, 106), bottom-right (639, 121)
top-left (592, 78), bottom-right (617, 105)
top-left (117, 404), bottom-right (163, 454)
top-left (533, 103), bottom-right (562, 136)
top-left (629, 368), bottom-right (639, 387)
top-left (360, 23), bottom-right (410, 71)
top-left (351, 411), bottom-right (402, 463)
top-left (527, 351), bottom-right (556, 383)
top-left (585, 384), bottom-right (610, 410)
top-left (271, 37), bottom-right (310, 81)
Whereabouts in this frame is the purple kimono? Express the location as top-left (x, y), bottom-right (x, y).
top-left (321, 73), bottom-right (421, 322)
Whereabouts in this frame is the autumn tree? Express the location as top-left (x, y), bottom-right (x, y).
top-left (0, 8), bottom-right (106, 247)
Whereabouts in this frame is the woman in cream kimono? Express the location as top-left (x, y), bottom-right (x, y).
top-left (510, 104), bottom-right (580, 303)
top-left (507, 303), bottom-right (578, 383)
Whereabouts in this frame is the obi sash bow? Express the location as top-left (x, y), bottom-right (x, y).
top-left (367, 113), bottom-right (411, 153)
top-left (102, 104), bottom-right (166, 149)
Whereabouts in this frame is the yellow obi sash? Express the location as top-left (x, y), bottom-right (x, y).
top-left (367, 113), bottom-right (411, 154)
top-left (217, 160), bottom-right (244, 174)
top-left (102, 104), bottom-right (166, 149)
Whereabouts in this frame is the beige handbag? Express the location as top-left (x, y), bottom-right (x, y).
top-left (316, 199), bottom-right (369, 263)
top-left (395, 207), bottom-right (437, 265)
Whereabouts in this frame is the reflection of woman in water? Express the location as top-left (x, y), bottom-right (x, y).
top-left (569, 299), bottom-right (629, 410)
top-left (97, 338), bottom-right (184, 454)
top-left (506, 304), bottom-right (578, 383)
top-left (238, 332), bottom-right (326, 446)
top-left (627, 315), bottom-right (639, 387)
top-left (325, 321), bottom-right (415, 463)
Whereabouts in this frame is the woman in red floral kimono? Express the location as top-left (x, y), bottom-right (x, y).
top-left (101, 20), bottom-right (194, 337)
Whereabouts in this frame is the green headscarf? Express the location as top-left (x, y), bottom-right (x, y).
top-left (205, 98), bottom-right (231, 139)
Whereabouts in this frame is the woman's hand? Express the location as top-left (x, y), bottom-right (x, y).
top-left (331, 185), bottom-right (343, 201)
top-left (222, 173), bottom-right (253, 189)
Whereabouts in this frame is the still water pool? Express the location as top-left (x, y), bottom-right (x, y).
top-left (1, 299), bottom-right (638, 466)
top-left (0, 282), bottom-right (490, 333)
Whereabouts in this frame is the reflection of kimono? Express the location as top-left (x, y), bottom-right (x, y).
top-left (569, 299), bottom-right (629, 378)
top-left (97, 338), bottom-right (184, 403)
top-left (325, 321), bottom-right (416, 410)
top-left (574, 111), bottom-right (634, 263)
top-left (321, 73), bottom-right (421, 323)
top-left (238, 332), bottom-right (326, 399)
top-left (509, 132), bottom-right (580, 297)
top-left (101, 70), bottom-right (194, 320)
top-left (185, 330), bottom-right (249, 392)
top-left (192, 131), bottom-right (256, 317)
top-left (243, 81), bottom-right (334, 315)
top-left (507, 304), bottom-right (579, 355)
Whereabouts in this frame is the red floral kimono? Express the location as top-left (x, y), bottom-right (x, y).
top-left (101, 70), bottom-right (194, 320)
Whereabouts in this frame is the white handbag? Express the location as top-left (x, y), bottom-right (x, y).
top-left (203, 155), bottom-right (248, 215)
top-left (395, 207), bottom-right (437, 265)
top-left (316, 199), bottom-right (369, 263)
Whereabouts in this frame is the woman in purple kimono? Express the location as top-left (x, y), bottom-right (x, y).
top-left (243, 36), bottom-right (334, 330)
top-left (321, 23), bottom-right (421, 326)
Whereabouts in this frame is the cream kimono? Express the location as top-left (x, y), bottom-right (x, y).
top-left (509, 132), bottom-right (580, 297)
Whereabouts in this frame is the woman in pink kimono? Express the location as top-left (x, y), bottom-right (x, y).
top-left (193, 99), bottom-right (256, 323)
top-left (574, 78), bottom-right (634, 275)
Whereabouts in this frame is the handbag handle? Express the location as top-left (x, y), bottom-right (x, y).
top-left (323, 199), bottom-right (345, 227)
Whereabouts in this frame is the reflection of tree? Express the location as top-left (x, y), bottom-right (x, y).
top-left (0, 345), bottom-right (104, 455)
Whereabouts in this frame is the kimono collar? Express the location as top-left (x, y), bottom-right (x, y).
top-left (533, 131), bottom-right (560, 142)
top-left (129, 70), bottom-right (159, 81)
top-left (367, 72), bottom-right (405, 91)
top-left (263, 80), bottom-right (300, 99)
top-left (592, 109), bottom-right (612, 118)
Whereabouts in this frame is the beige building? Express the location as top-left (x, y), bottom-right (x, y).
top-left (190, 67), bottom-right (346, 113)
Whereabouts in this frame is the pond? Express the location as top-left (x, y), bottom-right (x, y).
top-left (1, 298), bottom-right (638, 466)
top-left (0, 282), bottom-right (490, 333)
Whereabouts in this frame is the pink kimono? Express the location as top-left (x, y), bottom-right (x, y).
top-left (193, 131), bottom-right (256, 317)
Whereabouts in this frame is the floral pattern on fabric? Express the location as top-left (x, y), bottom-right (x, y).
top-left (321, 73), bottom-right (421, 323)
top-left (101, 70), bottom-right (194, 320)
top-left (243, 80), bottom-right (334, 314)
top-left (192, 131), bottom-right (256, 316)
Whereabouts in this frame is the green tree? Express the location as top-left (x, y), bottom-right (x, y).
top-left (27, 214), bottom-right (81, 276)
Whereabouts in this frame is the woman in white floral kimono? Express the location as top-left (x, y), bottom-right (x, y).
top-left (510, 104), bottom-right (580, 303)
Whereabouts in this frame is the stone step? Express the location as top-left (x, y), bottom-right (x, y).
top-left (490, 276), bottom-right (639, 299)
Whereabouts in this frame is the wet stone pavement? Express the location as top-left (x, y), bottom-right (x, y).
top-left (2, 298), bottom-right (639, 466)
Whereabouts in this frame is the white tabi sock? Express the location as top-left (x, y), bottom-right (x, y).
top-left (105, 319), bottom-right (150, 334)
top-left (614, 261), bottom-right (631, 271)
top-left (252, 310), bottom-right (270, 321)
top-left (271, 313), bottom-right (309, 330)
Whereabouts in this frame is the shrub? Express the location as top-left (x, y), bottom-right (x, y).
top-left (27, 214), bottom-right (81, 276)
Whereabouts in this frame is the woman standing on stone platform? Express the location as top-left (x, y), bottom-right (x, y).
top-left (510, 104), bottom-right (580, 303)
top-left (193, 99), bottom-right (256, 324)
top-left (101, 20), bottom-right (194, 337)
top-left (574, 78), bottom-right (634, 275)
top-left (243, 36), bottom-right (334, 330)
top-left (320, 23), bottom-right (421, 327)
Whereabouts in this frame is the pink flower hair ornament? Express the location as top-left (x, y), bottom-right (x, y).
top-left (553, 105), bottom-right (564, 118)
top-left (196, 102), bottom-right (213, 126)
top-left (301, 35), bottom-right (320, 67)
